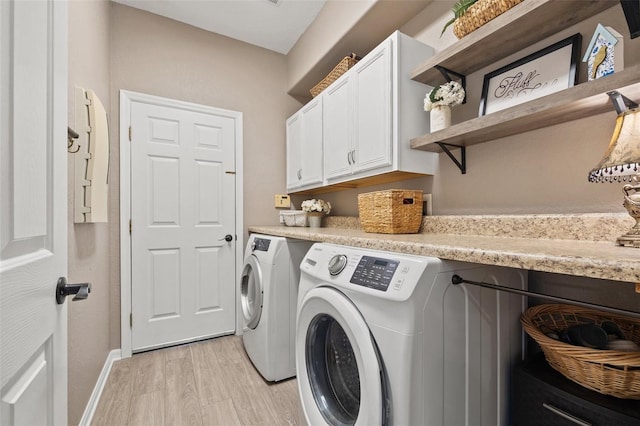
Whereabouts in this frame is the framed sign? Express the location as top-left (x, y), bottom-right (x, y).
top-left (479, 34), bottom-right (581, 116)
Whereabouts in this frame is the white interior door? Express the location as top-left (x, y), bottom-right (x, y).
top-left (0, 0), bottom-right (68, 424)
top-left (129, 95), bottom-right (238, 352)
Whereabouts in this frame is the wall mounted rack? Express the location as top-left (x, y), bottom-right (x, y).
top-left (452, 274), bottom-right (640, 319)
top-left (409, 0), bottom-right (631, 174)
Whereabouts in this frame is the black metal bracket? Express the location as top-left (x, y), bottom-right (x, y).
top-left (434, 65), bottom-right (467, 104)
top-left (436, 142), bottom-right (466, 174)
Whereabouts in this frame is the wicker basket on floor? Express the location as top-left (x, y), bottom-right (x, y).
top-left (453, 0), bottom-right (523, 39)
top-left (521, 304), bottom-right (640, 399)
top-left (358, 190), bottom-right (423, 234)
top-left (310, 53), bottom-right (359, 97)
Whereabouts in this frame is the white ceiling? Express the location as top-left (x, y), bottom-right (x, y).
top-left (112, 0), bottom-right (327, 55)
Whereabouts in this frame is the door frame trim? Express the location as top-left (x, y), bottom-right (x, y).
top-left (119, 90), bottom-right (244, 358)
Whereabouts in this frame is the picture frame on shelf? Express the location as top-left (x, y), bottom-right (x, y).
top-left (620, 0), bottom-right (640, 39)
top-left (479, 33), bottom-right (582, 116)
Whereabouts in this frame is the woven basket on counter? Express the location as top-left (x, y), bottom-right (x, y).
top-left (453, 0), bottom-right (523, 39)
top-left (310, 53), bottom-right (359, 97)
top-left (358, 190), bottom-right (423, 234)
top-left (280, 210), bottom-right (307, 227)
top-left (521, 304), bottom-right (640, 399)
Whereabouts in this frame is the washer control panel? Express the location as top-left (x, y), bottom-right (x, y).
top-left (251, 237), bottom-right (271, 252)
top-left (300, 243), bottom-right (440, 302)
top-left (349, 256), bottom-right (399, 291)
top-left (328, 254), bottom-right (348, 276)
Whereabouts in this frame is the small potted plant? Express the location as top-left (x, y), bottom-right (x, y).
top-left (442, 0), bottom-right (523, 39)
top-left (301, 199), bottom-right (331, 228)
top-left (441, 0), bottom-right (479, 37)
top-left (424, 81), bottom-right (465, 132)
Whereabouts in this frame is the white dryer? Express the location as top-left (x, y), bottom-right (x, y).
top-left (240, 233), bottom-right (312, 382)
top-left (296, 243), bottom-right (527, 426)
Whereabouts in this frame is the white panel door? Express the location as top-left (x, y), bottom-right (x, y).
top-left (1, 0), bottom-right (68, 424)
top-left (130, 99), bottom-right (236, 351)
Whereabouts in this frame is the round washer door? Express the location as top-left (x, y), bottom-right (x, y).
top-left (296, 286), bottom-right (387, 426)
top-left (240, 255), bottom-right (263, 329)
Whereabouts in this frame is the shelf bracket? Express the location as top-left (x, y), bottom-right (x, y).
top-left (434, 65), bottom-right (467, 104)
top-left (436, 142), bottom-right (466, 174)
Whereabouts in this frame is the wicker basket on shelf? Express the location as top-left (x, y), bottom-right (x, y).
top-left (521, 304), bottom-right (640, 399)
top-left (310, 53), bottom-right (359, 97)
top-left (358, 190), bottom-right (423, 234)
top-left (453, 0), bottom-right (523, 39)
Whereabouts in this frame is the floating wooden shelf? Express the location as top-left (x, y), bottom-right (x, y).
top-left (411, 0), bottom-right (618, 86)
top-left (410, 66), bottom-right (640, 152)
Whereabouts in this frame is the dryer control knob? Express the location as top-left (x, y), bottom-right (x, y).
top-left (250, 242), bottom-right (257, 251)
top-left (328, 254), bottom-right (348, 276)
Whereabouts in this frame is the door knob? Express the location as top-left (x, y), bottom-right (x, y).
top-left (219, 234), bottom-right (233, 242)
top-left (56, 277), bottom-right (91, 304)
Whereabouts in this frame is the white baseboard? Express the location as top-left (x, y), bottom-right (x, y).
top-left (79, 349), bottom-right (122, 426)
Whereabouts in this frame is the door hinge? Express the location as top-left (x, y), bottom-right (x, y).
top-left (130, 313), bottom-right (133, 328)
top-left (128, 126), bottom-right (132, 141)
top-left (129, 219), bottom-right (132, 234)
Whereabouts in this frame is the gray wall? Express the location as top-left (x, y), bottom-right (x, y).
top-left (67, 1), bottom-right (112, 424)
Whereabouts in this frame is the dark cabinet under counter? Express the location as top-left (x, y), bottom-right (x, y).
top-left (511, 355), bottom-right (640, 426)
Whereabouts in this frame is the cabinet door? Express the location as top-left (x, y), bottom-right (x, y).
top-left (300, 97), bottom-right (323, 187)
top-left (352, 38), bottom-right (392, 174)
top-left (286, 113), bottom-right (302, 190)
top-left (323, 75), bottom-right (353, 180)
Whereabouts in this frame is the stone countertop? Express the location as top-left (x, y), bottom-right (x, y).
top-left (249, 214), bottom-right (640, 283)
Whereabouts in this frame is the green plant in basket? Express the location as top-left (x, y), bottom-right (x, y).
top-left (441, 0), bottom-right (478, 36)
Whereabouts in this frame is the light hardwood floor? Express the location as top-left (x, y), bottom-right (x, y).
top-left (91, 335), bottom-right (304, 425)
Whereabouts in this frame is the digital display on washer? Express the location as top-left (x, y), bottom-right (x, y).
top-left (253, 238), bottom-right (271, 252)
top-left (349, 255), bottom-right (399, 291)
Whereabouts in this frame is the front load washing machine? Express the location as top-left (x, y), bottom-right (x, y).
top-left (240, 233), bottom-right (312, 382)
top-left (296, 243), bottom-right (527, 426)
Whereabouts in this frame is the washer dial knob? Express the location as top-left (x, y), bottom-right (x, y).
top-left (328, 254), bottom-right (348, 276)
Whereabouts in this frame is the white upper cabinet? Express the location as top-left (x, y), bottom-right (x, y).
top-left (352, 40), bottom-right (392, 175)
top-left (324, 39), bottom-right (393, 181)
top-left (286, 96), bottom-right (323, 191)
top-left (287, 31), bottom-right (438, 193)
top-left (323, 74), bottom-right (352, 180)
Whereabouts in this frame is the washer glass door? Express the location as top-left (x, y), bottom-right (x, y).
top-left (297, 286), bottom-right (389, 426)
top-left (240, 255), bottom-right (263, 329)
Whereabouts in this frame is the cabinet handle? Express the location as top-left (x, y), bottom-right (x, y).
top-left (297, 169), bottom-right (302, 180)
top-left (348, 150), bottom-right (356, 165)
top-left (542, 403), bottom-right (591, 426)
